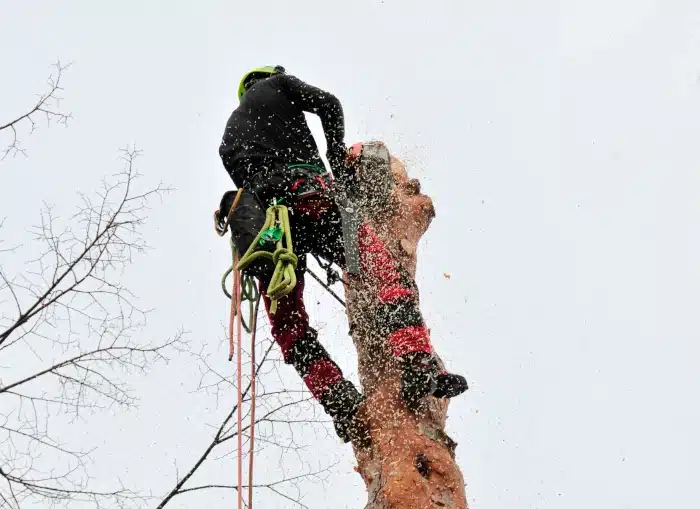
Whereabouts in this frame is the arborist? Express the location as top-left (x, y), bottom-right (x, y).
top-left (217, 65), bottom-right (467, 443)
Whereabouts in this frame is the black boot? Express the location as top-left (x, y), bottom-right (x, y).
top-left (400, 352), bottom-right (439, 405)
top-left (400, 352), bottom-right (468, 404)
top-left (319, 379), bottom-right (367, 444)
top-left (434, 373), bottom-right (469, 398)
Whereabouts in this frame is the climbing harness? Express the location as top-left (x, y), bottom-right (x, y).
top-left (287, 162), bottom-right (326, 173)
top-left (215, 188), bottom-right (345, 319)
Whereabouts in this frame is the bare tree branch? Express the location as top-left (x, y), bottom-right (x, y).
top-left (175, 464), bottom-right (335, 508)
top-left (0, 147), bottom-right (171, 349)
top-left (155, 337), bottom-right (333, 509)
top-left (0, 146), bottom-right (183, 508)
top-left (0, 219), bottom-right (19, 255)
top-left (155, 342), bottom-right (275, 509)
top-left (0, 61), bottom-right (72, 160)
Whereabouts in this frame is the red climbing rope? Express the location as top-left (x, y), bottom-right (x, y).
top-left (228, 258), bottom-right (239, 362)
top-left (228, 256), bottom-right (260, 509)
top-left (234, 265), bottom-right (244, 509)
top-left (248, 287), bottom-right (260, 509)
top-left (218, 189), bottom-right (262, 508)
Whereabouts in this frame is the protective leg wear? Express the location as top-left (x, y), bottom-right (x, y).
top-left (256, 196), bottom-right (365, 443)
top-left (355, 222), bottom-right (468, 403)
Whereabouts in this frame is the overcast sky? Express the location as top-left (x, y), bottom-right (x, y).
top-left (2, 1), bottom-right (700, 508)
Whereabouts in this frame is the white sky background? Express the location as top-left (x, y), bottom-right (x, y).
top-left (2, 0), bottom-right (700, 507)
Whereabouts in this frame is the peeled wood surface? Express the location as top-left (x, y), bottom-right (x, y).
top-left (344, 149), bottom-right (468, 509)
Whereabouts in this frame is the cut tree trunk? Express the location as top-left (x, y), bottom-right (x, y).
top-left (343, 144), bottom-right (468, 509)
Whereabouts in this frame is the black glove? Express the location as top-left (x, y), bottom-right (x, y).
top-left (327, 143), bottom-right (354, 186)
top-left (327, 143), bottom-right (346, 171)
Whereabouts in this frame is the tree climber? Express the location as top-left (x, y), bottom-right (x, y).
top-left (217, 65), bottom-right (468, 443)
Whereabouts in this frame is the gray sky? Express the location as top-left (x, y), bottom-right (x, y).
top-left (2, 0), bottom-right (700, 507)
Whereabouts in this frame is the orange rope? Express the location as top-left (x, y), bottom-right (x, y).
top-left (214, 188), bottom-right (245, 237)
top-left (228, 255), bottom-right (240, 362)
top-left (235, 266), bottom-right (244, 509)
top-left (227, 253), bottom-right (260, 508)
top-left (248, 290), bottom-right (259, 509)
top-left (220, 190), bottom-right (260, 507)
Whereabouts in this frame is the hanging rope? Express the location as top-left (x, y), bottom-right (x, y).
top-left (227, 250), bottom-right (262, 509)
top-left (247, 289), bottom-right (261, 509)
top-left (222, 262), bottom-right (259, 333)
top-left (228, 250), bottom-right (240, 361)
top-left (236, 203), bottom-right (298, 315)
top-left (233, 260), bottom-right (244, 509)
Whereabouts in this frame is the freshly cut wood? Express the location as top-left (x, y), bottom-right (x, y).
top-left (343, 143), bottom-right (468, 509)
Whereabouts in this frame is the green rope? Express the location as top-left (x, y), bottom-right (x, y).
top-left (221, 266), bottom-right (234, 299)
top-left (287, 163), bottom-right (326, 174)
top-left (236, 203), bottom-right (298, 315)
top-left (221, 240), bottom-right (260, 333)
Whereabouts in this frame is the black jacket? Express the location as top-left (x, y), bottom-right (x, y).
top-left (219, 74), bottom-right (345, 189)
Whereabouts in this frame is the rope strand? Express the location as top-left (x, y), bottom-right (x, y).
top-left (248, 289), bottom-right (261, 509)
top-left (235, 263), bottom-right (244, 509)
top-left (228, 252), bottom-right (240, 362)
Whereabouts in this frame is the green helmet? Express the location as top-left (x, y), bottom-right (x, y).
top-left (237, 65), bottom-right (286, 100)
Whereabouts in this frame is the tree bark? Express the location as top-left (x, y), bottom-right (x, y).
top-left (344, 144), bottom-right (468, 509)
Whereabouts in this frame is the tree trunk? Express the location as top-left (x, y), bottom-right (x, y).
top-left (344, 144), bottom-right (468, 509)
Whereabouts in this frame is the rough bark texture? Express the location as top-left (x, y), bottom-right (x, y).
top-left (344, 145), bottom-right (468, 509)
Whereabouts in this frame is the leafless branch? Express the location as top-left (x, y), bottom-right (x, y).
top-left (0, 465), bottom-right (152, 509)
top-left (0, 61), bottom-right (72, 159)
top-left (0, 147), bottom-right (182, 508)
top-left (155, 335), bottom-right (333, 509)
top-left (176, 464), bottom-right (335, 508)
top-left (0, 147), bottom-right (171, 349)
top-left (0, 219), bottom-right (19, 255)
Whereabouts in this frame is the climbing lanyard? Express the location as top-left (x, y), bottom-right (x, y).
top-left (309, 254), bottom-right (346, 308)
top-left (235, 201), bottom-right (298, 315)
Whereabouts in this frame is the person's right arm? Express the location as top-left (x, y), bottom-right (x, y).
top-left (277, 74), bottom-right (346, 171)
